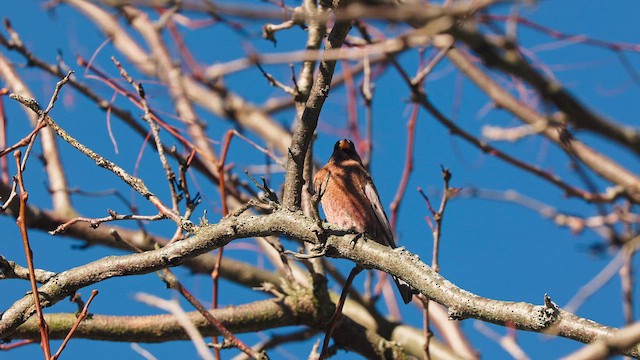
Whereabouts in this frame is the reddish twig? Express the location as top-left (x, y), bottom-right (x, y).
top-left (412, 41), bottom-right (453, 85)
top-left (418, 91), bottom-right (622, 203)
top-left (360, 53), bottom-right (374, 169)
top-left (0, 88), bottom-right (8, 183)
top-left (342, 60), bottom-right (363, 148)
top-left (211, 130), bottom-right (235, 358)
top-left (76, 56), bottom-right (217, 166)
top-left (164, 11), bottom-right (205, 80)
top-left (215, 129), bottom-right (234, 236)
top-left (0, 117), bottom-right (47, 159)
top-left (319, 265), bottom-right (363, 360)
top-left (389, 103), bottom-right (418, 232)
top-left (423, 167), bottom-right (454, 273)
top-left (112, 57), bottom-right (183, 216)
top-left (161, 269), bottom-right (265, 360)
top-left (109, 219), bottom-right (262, 359)
top-left (481, 14), bottom-right (640, 53)
top-left (14, 150), bottom-right (51, 359)
top-left (620, 249), bottom-right (634, 325)
top-left (50, 290), bottom-right (99, 360)
top-left (0, 339), bottom-right (36, 351)
top-left (620, 204), bottom-right (636, 325)
top-left (418, 166), bottom-right (455, 360)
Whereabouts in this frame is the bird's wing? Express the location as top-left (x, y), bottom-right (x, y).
top-left (314, 167), bottom-right (330, 194)
top-left (363, 180), bottom-right (396, 248)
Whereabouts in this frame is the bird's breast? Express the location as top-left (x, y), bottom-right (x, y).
top-left (319, 171), bottom-right (373, 234)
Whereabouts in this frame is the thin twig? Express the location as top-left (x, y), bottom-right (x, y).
top-left (136, 292), bottom-right (215, 360)
top-left (412, 39), bottom-right (453, 85)
top-left (395, 72), bottom-right (625, 203)
top-left (14, 150), bottom-right (51, 359)
top-left (10, 91), bottom-right (186, 228)
top-left (319, 265), bottom-right (363, 360)
top-left (160, 269), bottom-right (266, 360)
top-left (51, 290), bottom-right (99, 360)
top-left (211, 130), bottom-right (235, 358)
top-left (0, 339), bottom-right (36, 350)
top-left (418, 166), bottom-right (454, 359)
top-left (389, 103), bottom-right (418, 232)
top-left (49, 212), bottom-right (165, 235)
top-left (0, 88), bottom-right (8, 183)
top-left (112, 57), bottom-right (181, 213)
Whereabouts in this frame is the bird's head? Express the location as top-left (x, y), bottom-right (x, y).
top-left (330, 139), bottom-right (363, 164)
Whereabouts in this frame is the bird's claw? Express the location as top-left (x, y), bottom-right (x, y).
top-left (350, 232), bottom-right (366, 248)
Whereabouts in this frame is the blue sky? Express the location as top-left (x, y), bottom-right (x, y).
top-left (2, 1), bottom-right (640, 359)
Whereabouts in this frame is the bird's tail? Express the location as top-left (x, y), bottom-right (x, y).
top-left (392, 276), bottom-right (418, 304)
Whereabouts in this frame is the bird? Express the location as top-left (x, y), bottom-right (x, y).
top-left (314, 139), bottom-right (415, 304)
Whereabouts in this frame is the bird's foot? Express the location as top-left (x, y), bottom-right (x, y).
top-left (350, 232), bottom-right (366, 248)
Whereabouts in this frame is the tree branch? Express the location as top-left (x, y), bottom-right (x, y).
top-left (2, 210), bottom-right (636, 356)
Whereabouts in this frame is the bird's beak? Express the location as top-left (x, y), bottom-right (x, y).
top-left (337, 139), bottom-right (351, 150)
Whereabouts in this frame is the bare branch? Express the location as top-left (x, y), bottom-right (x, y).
top-left (10, 92), bottom-right (185, 227)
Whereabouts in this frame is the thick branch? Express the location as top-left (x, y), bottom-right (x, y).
top-left (11, 299), bottom-right (303, 342)
top-left (1, 210), bottom-right (636, 356)
top-left (11, 297), bottom-right (417, 359)
top-left (0, 181), bottom-right (280, 288)
top-left (281, 22), bottom-right (352, 210)
top-left (0, 211), bottom-right (315, 338)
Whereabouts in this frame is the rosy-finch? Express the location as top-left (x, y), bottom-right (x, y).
top-left (314, 139), bottom-right (415, 304)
